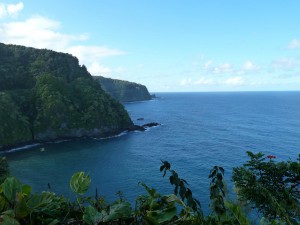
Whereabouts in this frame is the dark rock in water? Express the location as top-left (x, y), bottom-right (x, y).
top-left (127, 125), bottom-right (146, 132)
top-left (127, 122), bottom-right (160, 132)
top-left (137, 118), bottom-right (144, 121)
top-left (142, 122), bottom-right (160, 128)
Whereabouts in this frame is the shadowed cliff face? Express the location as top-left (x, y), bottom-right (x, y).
top-left (93, 76), bottom-right (152, 102)
top-left (0, 43), bottom-right (133, 150)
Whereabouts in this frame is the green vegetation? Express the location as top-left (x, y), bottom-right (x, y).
top-left (0, 43), bottom-right (132, 149)
top-left (0, 157), bottom-right (9, 183)
top-left (94, 76), bottom-right (152, 102)
top-left (233, 152), bottom-right (300, 224)
top-left (0, 152), bottom-right (299, 224)
top-left (0, 92), bottom-right (32, 146)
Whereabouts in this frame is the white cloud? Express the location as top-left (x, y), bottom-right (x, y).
top-left (225, 76), bottom-right (245, 86)
top-left (0, 2), bottom-right (23, 18)
top-left (7, 2), bottom-right (24, 17)
top-left (275, 72), bottom-right (300, 79)
top-left (180, 78), bottom-right (192, 86)
top-left (203, 60), bottom-right (213, 69)
top-left (219, 63), bottom-right (231, 70)
top-left (288, 39), bottom-right (300, 49)
top-left (89, 62), bottom-right (111, 75)
top-left (194, 77), bottom-right (215, 85)
top-left (243, 60), bottom-right (259, 71)
top-left (248, 80), bottom-right (270, 86)
top-left (272, 57), bottom-right (297, 69)
top-left (67, 45), bottom-right (124, 63)
top-left (0, 16), bottom-right (88, 50)
top-left (66, 45), bottom-right (124, 75)
top-left (0, 5), bottom-right (6, 18)
top-left (0, 14), bottom-right (126, 76)
top-left (212, 63), bottom-right (232, 74)
top-left (197, 59), bottom-right (233, 75)
top-left (180, 77), bottom-right (215, 86)
top-left (234, 60), bottom-right (260, 75)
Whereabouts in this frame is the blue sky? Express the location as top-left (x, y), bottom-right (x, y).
top-left (0, 1), bottom-right (300, 92)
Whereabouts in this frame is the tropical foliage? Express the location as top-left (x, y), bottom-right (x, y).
top-left (232, 151), bottom-right (300, 224)
top-left (0, 93), bottom-right (32, 146)
top-left (0, 43), bottom-right (132, 149)
top-left (0, 152), bottom-right (298, 224)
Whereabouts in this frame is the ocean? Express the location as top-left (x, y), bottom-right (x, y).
top-left (5, 92), bottom-right (300, 217)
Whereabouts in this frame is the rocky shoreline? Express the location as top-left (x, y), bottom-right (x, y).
top-left (127, 122), bottom-right (161, 132)
top-left (0, 122), bottom-right (160, 153)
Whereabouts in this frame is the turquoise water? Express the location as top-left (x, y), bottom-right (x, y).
top-left (5, 92), bottom-right (300, 216)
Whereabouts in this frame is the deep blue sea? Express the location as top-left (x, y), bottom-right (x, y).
top-left (5, 92), bottom-right (300, 218)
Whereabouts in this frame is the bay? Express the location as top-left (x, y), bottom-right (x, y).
top-left (5, 92), bottom-right (300, 215)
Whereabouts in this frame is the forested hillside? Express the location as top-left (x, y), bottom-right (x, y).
top-left (0, 43), bottom-right (132, 150)
top-left (94, 76), bottom-right (152, 102)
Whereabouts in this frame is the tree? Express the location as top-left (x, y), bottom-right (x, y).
top-left (0, 157), bottom-right (9, 183)
top-left (232, 151), bottom-right (300, 224)
top-left (0, 92), bottom-right (31, 147)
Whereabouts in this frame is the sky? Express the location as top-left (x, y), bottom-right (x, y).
top-left (0, 1), bottom-right (300, 92)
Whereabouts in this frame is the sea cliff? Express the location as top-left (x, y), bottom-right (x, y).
top-left (0, 43), bottom-right (133, 150)
top-left (93, 76), bottom-right (152, 102)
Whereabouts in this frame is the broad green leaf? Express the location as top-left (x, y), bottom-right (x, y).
top-left (0, 215), bottom-right (20, 225)
top-left (104, 202), bottom-right (132, 222)
top-left (225, 201), bottom-right (250, 225)
top-left (160, 165), bottom-right (165, 172)
top-left (140, 182), bottom-right (158, 198)
top-left (219, 167), bottom-right (225, 174)
top-left (45, 219), bottom-right (60, 225)
top-left (144, 216), bottom-right (159, 225)
top-left (26, 191), bottom-right (64, 217)
top-left (27, 193), bottom-right (53, 209)
top-left (0, 195), bottom-right (7, 211)
top-left (174, 185), bottom-right (178, 195)
top-left (166, 194), bottom-right (185, 206)
top-left (179, 184), bottom-right (186, 200)
top-left (1, 177), bottom-right (22, 203)
top-left (1, 209), bottom-right (14, 217)
top-left (83, 206), bottom-right (103, 225)
top-left (147, 206), bottom-right (177, 224)
top-left (21, 185), bottom-right (32, 196)
top-left (70, 172), bottom-right (91, 195)
top-left (209, 169), bottom-right (217, 178)
top-left (15, 193), bottom-right (29, 219)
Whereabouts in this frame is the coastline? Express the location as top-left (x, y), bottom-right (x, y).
top-left (0, 128), bottom-right (128, 154)
top-left (0, 93), bottom-right (158, 154)
top-left (1, 123), bottom-right (160, 154)
top-left (1, 142), bottom-right (41, 154)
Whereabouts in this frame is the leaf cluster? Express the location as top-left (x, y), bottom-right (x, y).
top-left (160, 160), bottom-right (202, 213)
top-left (0, 153), bottom-right (299, 224)
top-left (232, 151), bottom-right (300, 224)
